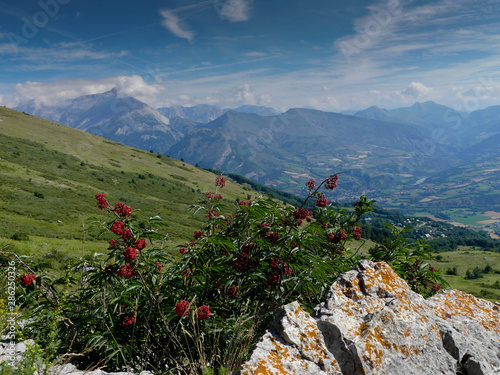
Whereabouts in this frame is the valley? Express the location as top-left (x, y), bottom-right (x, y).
top-left (1, 105), bottom-right (499, 302)
top-left (13, 94), bottom-right (500, 237)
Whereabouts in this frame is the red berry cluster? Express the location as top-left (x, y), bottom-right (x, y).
top-left (238, 201), bottom-right (248, 206)
top-left (266, 232), bottom-right (279, 244)
top-left (206, 192), bottom-right (223, 201)
top-left (292, 208), bottom-right (313, 225)
top-left (95, 193), bottom-right (109, 210)
top-left (232, 252), bottom-right (259, 272)
top-left (194, 231), bottom-right (204, 240)
top-left (431, 284), bottom-right (441, 293)
top-left (123, 316), bottom-right (135, 326)
top-left (268, 258), bottom-right (292, 285)
top-left (111, 221), bottom-right (124, 235)
top-left (114, 202), bottom-right (132, 217)
top-left (215, 176), bottom-right (226, 188)
top-left (121, 229), bottom-right (133, 241)
top-left (328, 230), bottom-right (347, 244)
top-left (316, 195), bottom-right (328, 208)
top-left (324, 174), bottom-right (339, 190)
top-left (118, 265), bottom-right (134, 279)
top-left (197, 305), bottom-right (211, 319)
top-left (20, 273), bottom-right (36, 286)
top-left (179, 247), bottom-right (187, 254)
top-left (175, 300), bottom-right (190, 317)
top-left (260, 222), bottom-right (270, 230)
top-left (293, 208), bottom-right (313, 220)
top-left (228, 284), bottom-right (237, 297)
top-left (306, 180), bottom-right (315, 191)
top-left (353, 226), bottom-right (362, 240)
top-left (123, 247), bottom-right (138, 262)
top-left (134, 238), bottom-right (146, 250)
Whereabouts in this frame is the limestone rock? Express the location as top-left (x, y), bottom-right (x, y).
top-left (240, 260), bottom-right (500, 375)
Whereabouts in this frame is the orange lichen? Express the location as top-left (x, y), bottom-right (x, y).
top-left (361, 324), bottom-right (422, 371)
top-left (429, 290), bottom-right (500, 333)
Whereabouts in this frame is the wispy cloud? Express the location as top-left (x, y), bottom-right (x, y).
top-left (0, 42), bottom-right (126, 63)
top-left (219, 0), bottom-right (252, 22)
top-left (243, 51), bottom-right (267, 57)
top-left (159, 9), bottom-right (195, 42)
top-left (333, 0), bottom-right (499, 62)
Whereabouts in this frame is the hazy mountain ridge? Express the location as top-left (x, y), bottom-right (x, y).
top-left (13, 94), bottom-right (499, 216)
top-left (157, 104), bottom-right (280, 123)
top-left (168, 108), bottom-right (454, 201)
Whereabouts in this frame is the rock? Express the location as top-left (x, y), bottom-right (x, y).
top-left (0, 346), bottom-right (153, 375)
top-left (240, 260), bottom-right (500, 375)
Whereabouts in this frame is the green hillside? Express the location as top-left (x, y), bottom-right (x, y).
top-left (0, 107), bottom-right (256, 257)
top-left (1, 106), bottom-right (498, 301)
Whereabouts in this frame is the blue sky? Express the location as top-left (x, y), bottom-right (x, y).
top-left (1, 0), bottom-right (500, 111)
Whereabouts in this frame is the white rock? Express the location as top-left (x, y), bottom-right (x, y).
top-left (240, 260), bottom-right (500, 375)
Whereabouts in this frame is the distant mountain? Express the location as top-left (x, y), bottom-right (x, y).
top-left (354, 101), bottom-right (470, 145)
top-left (465, 105), bottom-right (500, 141)
top-left (168, 108), bottom-right (452, 200)
top-left (168, 116), bottom-right (202, 137)
top-left (157, 104), bottom-right (280, 123)
top-left (231, 105), bottom-right (280, 116)
top-left (14, 93), bottom-right (499, 214)
top-left (15, 99), bottom-right (67, 121)
top-left (157, 104), bottom-right (225, 124)
top-left (17, 89), bottom-right (182, 154)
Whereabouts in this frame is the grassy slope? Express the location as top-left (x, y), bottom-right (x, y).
top-left (433, 248), bottom-right (500, 301)
top-left (349, 239), bottom-right (500, 301)
top-left (0, 107), bottom-right (256, 259)
top-left (1, 107), bottom-right (498, 300)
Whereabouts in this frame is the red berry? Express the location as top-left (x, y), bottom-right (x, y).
top-left (197, 305), bottom-right (211, 319)
top-left (175, 300), bottom-right (190, 317)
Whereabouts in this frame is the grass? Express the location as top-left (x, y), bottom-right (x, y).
top-left (348, 239), bottom-right (500, 301)
top-left (433, 248), bottom-right (500, 301)
top-left (0, 107), bottom-right (260, 258)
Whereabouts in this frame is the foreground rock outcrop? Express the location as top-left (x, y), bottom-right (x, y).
top-left (240, 261), bottom-right (500, 375)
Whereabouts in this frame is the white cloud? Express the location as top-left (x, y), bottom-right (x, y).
top-left (12, 75), bottom-right (164, 108)
top-left (178, 94), bottom-right (191, 103)
top-left (258, 94), bottom-right (272, 106)
top-left (218, 83), bottom-right (256, 105)
top-left (159, 10), bottom-right (195, 41)
top-left (220, 0), bottom-right (252, 22)
top-left (243, 51), bottom-right (267, 57)
top-left (401, 82), bottom-right (434, 99)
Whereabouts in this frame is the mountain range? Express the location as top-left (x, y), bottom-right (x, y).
top-left (14, 91), bottom-right (500, 217)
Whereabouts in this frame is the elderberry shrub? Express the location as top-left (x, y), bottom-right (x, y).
top-left (11, 173), bottom-right (444, 374)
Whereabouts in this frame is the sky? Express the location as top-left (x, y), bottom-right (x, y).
top-left (1, 0), bottom-right (500, 112)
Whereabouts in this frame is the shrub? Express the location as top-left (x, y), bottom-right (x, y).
top-left (11, 232), bottom-right (29, 241)
top-left (33, 192), bottom-right (44, 199)
top-left (465, 267), bottom-right (483, 279)
top-left (445, 266), bottom-right (458, 276)
top-left (7, 173), bottom-right (445, 374)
